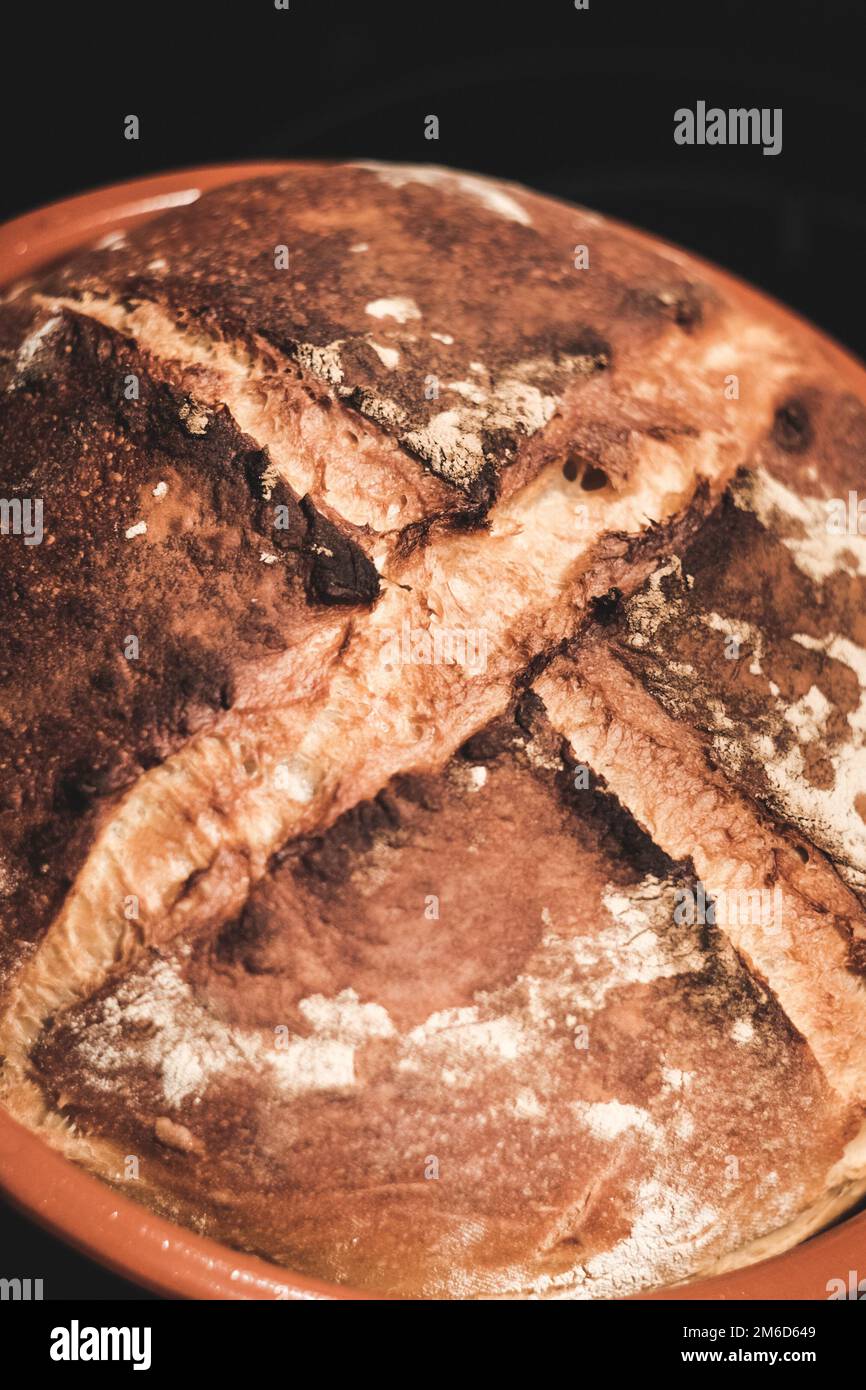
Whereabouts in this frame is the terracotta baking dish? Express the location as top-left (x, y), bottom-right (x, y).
top-left (1, 163), bottom-right (864, 1301)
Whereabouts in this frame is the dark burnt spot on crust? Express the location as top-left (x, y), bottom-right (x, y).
top-left (513, 687), bottom-right (548, 735)
top-left (847, 935), bottom-right (866, 975)
top-left (623, 281), bottom-right (705, 332)
top-left (241, 448), bottom-right (275, 501)
top-left (479, 425), bottom-right (521, 464)
top-left (580, 464), bottom-right (611, 492)
top-left (388, 773), bottom-right (444, 813)
top-left (459, 722), bottom-right (516, 763)
top-left (644, 423), bottom-right (699, 443)
top-left (562, 454), bottom-right (612, 490)
top-left (391, 512), bottom-right (443, 559)
top-left (566, 327), bottom-right (612, 369)
top-left (392, 465), bottom-right (499, 558)
top-left (558, 762), bottom-right (691, 885)
top-left (253, 479), bottom-right (307, 550)
top-left (214, 902), bottom-right (275, 975)
top-left (527, 325), bottom-right (611, 372)
top-left (680, 924), bottom-right (806, 1049)
top-left (772, 397), bottom-right (813, 454)
top-left (248, 460), bottom-right (380, 608)
top-left (462, 459), bottom-right (501, 519)
top-left (590, 587), bottom-right (623, 625)
top-left (158, 638), bottom-right (234, 732)
top-left (53, 761), bottom-right (111, 817)
top-left (300, 793), bottom-right (404, 884)
top-left (561, 456), bottom-right (581, 483)
top-left (299, 497), bottom-right (380, 606)
top-left (266, 787), bottom-right (409, 886)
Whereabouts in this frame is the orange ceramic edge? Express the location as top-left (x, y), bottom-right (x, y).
top-left (0, 162), bottom-right (864, 1302)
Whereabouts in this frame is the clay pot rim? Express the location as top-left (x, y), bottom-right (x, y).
top-left (1, 161), bottom-right (863, 1301)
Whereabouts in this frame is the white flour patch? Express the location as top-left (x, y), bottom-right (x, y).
top-left (369, 340), bottom-right (400, 369)
top-left (402, 361), bottom-right (563, 486)
top-left (784, 685), bottom-right (832, 742)
top-left (626, 557), bottom-right (686, 648)
top-left (296, 340), bottom-right (344, 385)
top-left (703, 611), bottom-right (765, 672)
top-left (751, 631), bottom-right (866, 889)
top-left (580, 1181), bottom-right (720, 1298)
top-left (402, 1009), bottom-right (527, 1063)
top-left (662, 1067), bottom-right (694, 1092)
top-left (298, 990), bottom-right (395, 1042)
top-left (354, 162), bottom-right (533, 226)
top-left (741, 469), bottom-right (866, 583)
top-left (731, 1017), bottom-right (755, 1044)
top-left (8, 316), bottom-right (61, 387)
top-left (73, 963), bottom-right (394, 1107)
top-left (512, 1088), bottom-right (545, 1119)
top-left (575, 1100), bottom-right (658, 1142)
top-left (364, 297), bottom-right (421, 324)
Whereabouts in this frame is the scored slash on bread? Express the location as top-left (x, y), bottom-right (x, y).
top-left (536, 643), bottom-right (866, 1104)
top-left (26, 699), bottom-right (861, 1298)
top-left (1, 163), bottom-right (866, 1297)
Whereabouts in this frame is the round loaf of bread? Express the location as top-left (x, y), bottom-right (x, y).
top-left (1, 162), bottom-right (865, 1298)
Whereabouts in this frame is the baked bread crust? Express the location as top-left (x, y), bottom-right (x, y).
top-left (1, 163), bottom-right (865, 1297)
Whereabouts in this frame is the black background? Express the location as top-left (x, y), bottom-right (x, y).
top-left (1, 0), bottom-right (865, 1300)
top-left (5, 0), bottom-right (866, 355)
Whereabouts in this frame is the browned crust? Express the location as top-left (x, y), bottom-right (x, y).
top-left (2, 163), bottom-right (866, 1299)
